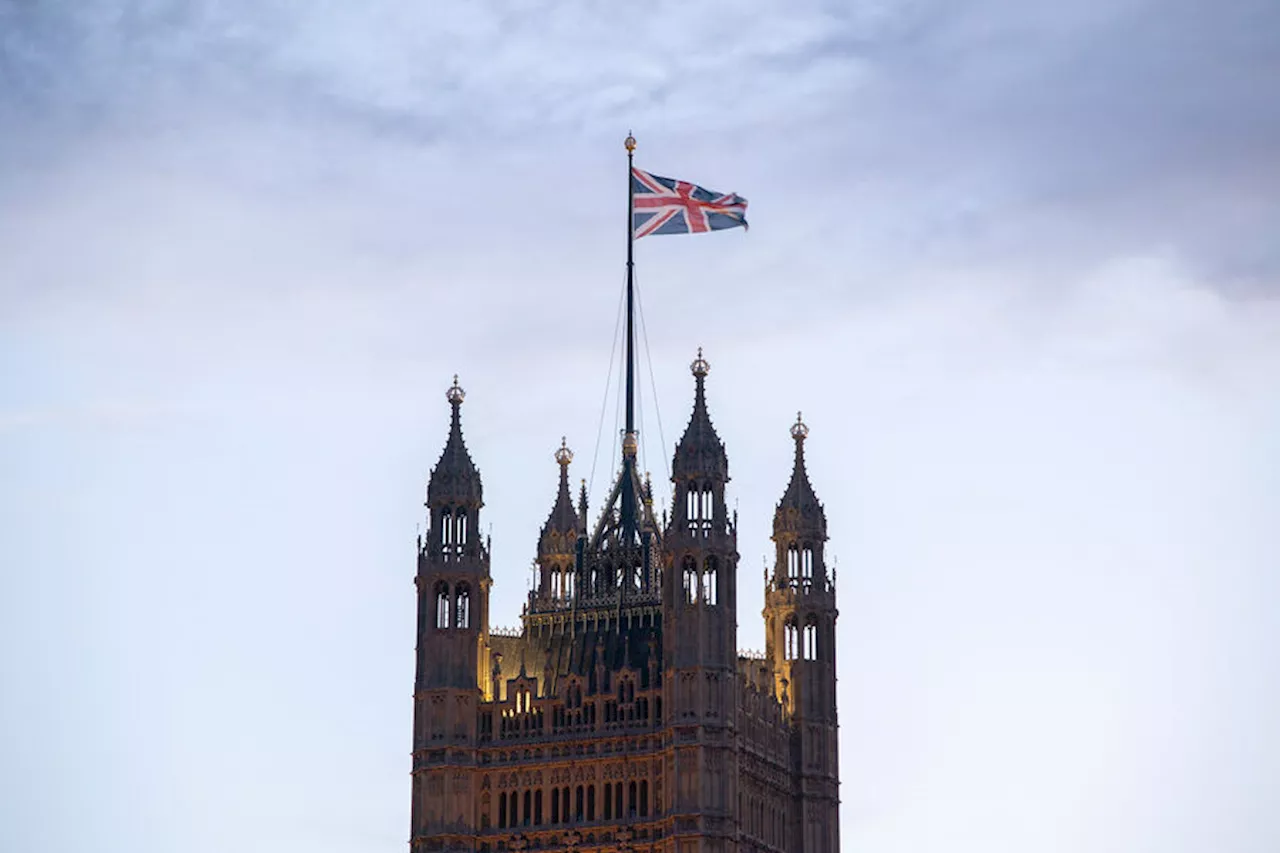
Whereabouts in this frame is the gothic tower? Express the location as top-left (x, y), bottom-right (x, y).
top-left (411, 377), bottom-right (490, 850)
top-left (533, 439), bottom-right (580, 610)
top-left (663, 349), bottom-right (741, 850)
top-left (763, 414), bottom-right (839, 853)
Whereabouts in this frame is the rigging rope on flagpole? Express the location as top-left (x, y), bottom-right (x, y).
top-left (589, 274), bottom-right (628, 503)
top-left (612, 322), bottom-right (625, 481)
top-left (637, 342), bottom-right (648, 484)
top-left (634, 268), bottom-right (671, 492)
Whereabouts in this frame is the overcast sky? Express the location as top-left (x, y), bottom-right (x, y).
top-left (2, 2), bottom-right (1279, 852)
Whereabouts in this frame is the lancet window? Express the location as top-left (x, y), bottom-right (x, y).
top-left (438, 507), bottom-right (470, 559)
top-left (784, 617), bottom-right (799, 660)
top-left (686, 481), bottom-right (714, 534)
top-left (702, 555), bottom-right (718, 606)
top-left (682, 555), bottom-right (698, 604)
top-left (804, 615), bottom-right (818, 660)
top-left (434, 582), bottom-right (450, 629)
top-left (455, 583), bottom-right (471, 629)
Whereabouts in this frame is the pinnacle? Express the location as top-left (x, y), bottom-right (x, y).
top-left (427, 376), bottom-right (483, 507)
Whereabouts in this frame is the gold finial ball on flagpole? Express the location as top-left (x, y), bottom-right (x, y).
top-left (624, 132), bottom-right (636, 153)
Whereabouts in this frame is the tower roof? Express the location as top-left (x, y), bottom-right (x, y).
top-left (773, 412), bottom-right (826, 539)
top-left (672, 348), bottom-right (728, 482)
top-left (426, 376), bottom-right (483, 507)
top-left (538, 438), bottom-right (579, 557)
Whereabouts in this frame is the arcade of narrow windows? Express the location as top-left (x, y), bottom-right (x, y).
top-left (783, 615), bottom-right (822, 661)
top-left (495, 778), bottom-right (650, 829)
top-left (431, 581), bottom-right (472, 630)
top-left (784, 543), bottom-right (816, 592)
top-left (685, 482), bottom-right (714, 535)
top-left (680, 555), bottom-right (719, 606)
top-left (493, 676), bottom-right (663, 741)
top-left (547, 563), bottom-right (574, 599)
top-left (738, 786), bottom-right (788, 850)
top-left (571, 560), bottom-right (651, 598)
top-left (438, 506), bottom-right (469, 559)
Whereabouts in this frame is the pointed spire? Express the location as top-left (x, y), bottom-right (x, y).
top-left (538, 438), bottom-right (579, 557)
top-left (578, 478), bottom-right (589, 530)
top-left (774, 412), bottom-right (826, 539)
top-left (672, 347), bottom-right (728, 481)
top-left (427, 375), bottom-right (483, 507)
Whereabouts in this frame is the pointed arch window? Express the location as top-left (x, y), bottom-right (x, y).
top-left (702, 556), bottom-right (718, 606)
top-left (439, 508), bottom-right (468, 558)
top-left (686, 481), bottom-right (714, 534)
top-left (784, 617), bottom-right (799, 660)
top-left (682, 555), bottom-right (698, 604)
top-left (455, 583), bottom-right (471, 629)
top-left (787, 544), bottom-right (799, 586)
top-left (434, 582), bottom-right (451, 629)
top-left (804, 615), bottom-right (818, 660)
top-left (801, 544), bottom-right (814, 592)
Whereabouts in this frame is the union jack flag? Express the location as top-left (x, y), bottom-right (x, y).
top-left (631, 167), bottom-right (748, 238)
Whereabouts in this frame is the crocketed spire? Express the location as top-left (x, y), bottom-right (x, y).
top-left (671, 348), bottom-right (729, 482)
top-left (426, 376), bottom-right (483, 507)
top-left (538, 438), bottom-right (579, 557)
top-left (773, 412), bottom-right (826, 539)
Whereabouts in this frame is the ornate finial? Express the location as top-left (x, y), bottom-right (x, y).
top-left (624, 132), bottom-right (636, 153)
top-left (690, 346), bottom-right (710, 378)
top-left (790, 411), bottom-right (809, 441)
top-left (622, 430), bottom-right (639, 458)
top-left (446, 375), bottom-right (465, 406)
top-left (554, 437), bottom-right (573, 466)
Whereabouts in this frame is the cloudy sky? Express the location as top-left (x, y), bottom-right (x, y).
top-left (2, 2), bottom-right (1278, 851)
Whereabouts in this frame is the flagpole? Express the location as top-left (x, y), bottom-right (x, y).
top-left (624, 132), bottom-right (637, 439)
top-left (622, 132), bottom-right (638, 543)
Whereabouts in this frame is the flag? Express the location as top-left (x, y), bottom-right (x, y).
top-left (631, 167), bottom-right (748, 238)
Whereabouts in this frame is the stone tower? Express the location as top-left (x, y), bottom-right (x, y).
top-left (662, 350), bottom-right (740, 850)
top-left (763, 414), bottom-right (840, 853)
top-left (411, 377), bottom-right (491, 847)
